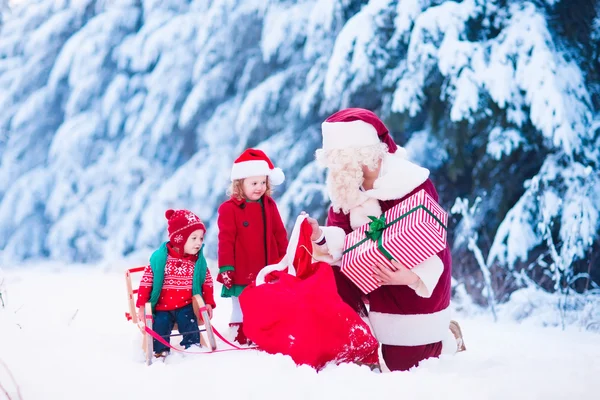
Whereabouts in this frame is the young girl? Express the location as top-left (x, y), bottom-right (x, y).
top-left (217, 148), bottom-right (289, 344)
top-left (136, 209), bottom-right (216, 358)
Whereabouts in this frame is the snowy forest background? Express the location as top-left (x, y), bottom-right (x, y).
top-left (0, 0), bottom-right (598, 327)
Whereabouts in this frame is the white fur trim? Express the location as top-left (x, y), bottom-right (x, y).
top-left (231, 160), bottom-right (271, 180)
top-left (231, 160), bottom-right (285, 185)
top-left (255, 215), bottom-right (305, 286)
top-left (349, 197), bottom-right (382, 230)
top-left (369, 307), bottom-right (451, 346)
top-left (311, 225), bottom-right (346, 265)
top-left (364, 153), bottom-right (430, 201)
top-left (322, 120), bottom-right (380, 150)
top-left (407, 255), bottom-right (444, 298)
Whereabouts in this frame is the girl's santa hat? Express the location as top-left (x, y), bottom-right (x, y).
top-left (230, 148), bottom-right (285, 185)
top-left (321, 108), bottom-right (400, 154)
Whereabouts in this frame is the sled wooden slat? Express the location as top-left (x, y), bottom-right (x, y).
top-left (144, 303), bottom-right (154, 366)
top-left (193, 295), bottom-right (217, 351)
top-left (125, 269), bottom-right (139, 324)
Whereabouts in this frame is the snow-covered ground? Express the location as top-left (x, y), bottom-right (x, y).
top-left (1, 262), bottom-right (599, 400)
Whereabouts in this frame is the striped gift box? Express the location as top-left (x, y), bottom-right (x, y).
top-left (340, 189), bottom-right (448, 294)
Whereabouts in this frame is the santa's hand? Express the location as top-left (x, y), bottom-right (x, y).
top-left (373, 260), bottom-right (419, 286)
top-left (301, 211), bottom-right (322, 241)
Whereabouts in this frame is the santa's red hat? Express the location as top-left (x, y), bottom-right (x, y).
top-left (165, 209), bottom-right (206, 247)
top-left (230, 148), bottom-right (285, 185)
top-left (321, 108), bottom-right (398, 153)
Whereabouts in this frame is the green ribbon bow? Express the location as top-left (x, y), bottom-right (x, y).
top-left (365, 214), bottom-right (386, 242)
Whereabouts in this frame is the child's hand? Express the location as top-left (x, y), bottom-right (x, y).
top-left (199, 305), bottom-right (213, 323)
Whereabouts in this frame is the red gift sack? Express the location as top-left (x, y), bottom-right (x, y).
top-left (239, 215), bottom-right (379, 370)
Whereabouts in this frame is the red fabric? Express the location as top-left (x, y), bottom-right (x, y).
top-left (234, 148), bottom-right (276, 168)
top-left (201, 272), bottom-right (216, 309)
top-left (381, 342), bottom-right (443, 371)
top-left (324, 108), bottom-right (398, 153)
top-left (327, 179), bottom-right (451, 371)
top-left (217, 195), bottom-right (288, 286)
top-left (229, 323), bottom-right (250, 345)
top-left (219, 270), bottom-right (234, 289)
top-left (136, 243), bottom-right (216, 310)
top-left (239, 220), bottom-right (379, 370)
top-left (164, 209), bottom-right (206, 251)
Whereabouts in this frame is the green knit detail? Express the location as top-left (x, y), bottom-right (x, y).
top-left (148, 242), bottom-right (208, 312)
top-left (219, 265), bottom-right (235, 273)
top-left (221, 284), bottom-right (246, 298)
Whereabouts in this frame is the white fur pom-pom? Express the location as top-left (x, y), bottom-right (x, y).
top-left (269, 167), bottom-right (285, 185)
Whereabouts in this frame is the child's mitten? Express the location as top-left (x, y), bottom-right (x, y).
top-left (220, 270), bottom-right (234, 289)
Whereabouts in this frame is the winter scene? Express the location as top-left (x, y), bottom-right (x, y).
top-left (1, 0), bottom-right (599, 399)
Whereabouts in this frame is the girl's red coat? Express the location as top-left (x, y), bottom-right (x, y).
top-left (217, 195), bottom-right (288, 285)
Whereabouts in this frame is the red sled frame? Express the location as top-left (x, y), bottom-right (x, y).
top-left (124, 266), bottom-right (218, 365)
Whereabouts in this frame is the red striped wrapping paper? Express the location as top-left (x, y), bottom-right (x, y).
top-left (340, 189), bottom-right (448, 294)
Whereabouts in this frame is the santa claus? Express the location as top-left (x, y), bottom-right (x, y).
top-left (307, 108), bottom-right (466, 372)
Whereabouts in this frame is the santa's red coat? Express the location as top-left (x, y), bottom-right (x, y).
top-left (327, 179), bottom-right (452, 370)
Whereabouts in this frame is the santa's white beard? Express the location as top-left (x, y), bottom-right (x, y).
top-left (326, 168), bottom-right (368, 214)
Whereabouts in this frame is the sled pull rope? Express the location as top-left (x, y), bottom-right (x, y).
top-left (143, 325), bottom-right (257, 355)
top-left (298, 244), bottom-right (317, 261)
top-left (0, 357), bottom-right (23, 400)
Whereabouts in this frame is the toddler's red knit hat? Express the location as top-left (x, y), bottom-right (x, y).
top-left (165, 209), bottom-right (206, 247)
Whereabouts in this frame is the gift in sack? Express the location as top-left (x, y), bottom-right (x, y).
top-left (341, 189), bottom-right (448, 294)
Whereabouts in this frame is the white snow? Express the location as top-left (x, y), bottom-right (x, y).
top-left (486, 127), bottom-right (525, 160)
top-left (323, 0), bottom-right (393, 111)
top-left (0, 263), bottom-right (598, 400)
top-left (260, 1), bottom-right (313, 64)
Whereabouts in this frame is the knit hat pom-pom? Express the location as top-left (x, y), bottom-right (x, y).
top-left (165, 209), bottom-right (175, 220)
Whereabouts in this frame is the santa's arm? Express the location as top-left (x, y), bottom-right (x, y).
top-left (407, 254), bottom-right (444, 298)
top-left (311, 226), bottom-right (347, 265)
top-left (310, 207), bottom-right (352, 265)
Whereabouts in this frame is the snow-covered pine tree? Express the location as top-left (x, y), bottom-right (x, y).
top-left (376, 0), bottom-right (599, 303)
top-left (0, 0), bottom-right (597, 307)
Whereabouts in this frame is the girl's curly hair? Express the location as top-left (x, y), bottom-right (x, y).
top-left (227, 177), bottom-right (273, 200)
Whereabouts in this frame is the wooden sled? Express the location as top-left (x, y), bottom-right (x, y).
top-left (125, 267), bottom-right (217, 365)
